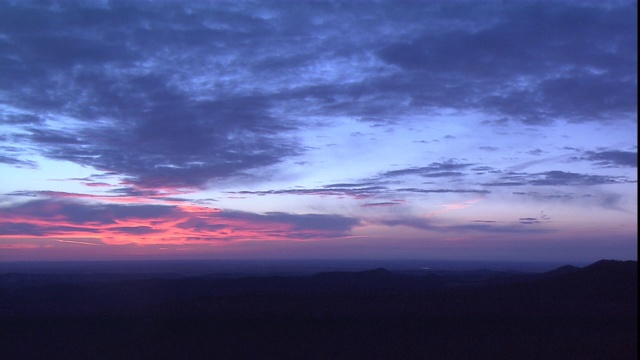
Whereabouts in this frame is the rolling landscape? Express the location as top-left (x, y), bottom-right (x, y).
top-left (1, 259), bottom-right (636, 359)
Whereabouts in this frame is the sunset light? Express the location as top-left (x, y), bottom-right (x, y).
top-left (0, 0), bottom-right (636, 263)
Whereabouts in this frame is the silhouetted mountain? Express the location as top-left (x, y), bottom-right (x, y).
top-left (543, 264), bottom-right (581, 277)
top-left (1, 259), bottom-right (636, 359)
top-left (432, 259), bottom-right (637, 318)
top-left (582, 259), bottom-right (637, 275)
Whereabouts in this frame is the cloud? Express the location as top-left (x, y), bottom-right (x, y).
top-left (420, 171), bottom-right (466, 178)
top-left (379, 218), bottom-right (435, 231)
top-left (479, 146), bottom-right (500, 152)
top-left (1, 1), bottom-right (634, 192)
top-left (228, 185), bottom-right (388, 200)
top-left (109, 226), bottom-right (161, 235)
top-left (0, 154), bottom-right (37, 168)
top-left (4, 188), bottom-right (198, 208)
top-left (585, 150), bottom-right (638, 168)
top-left (361, 201), bottom-right (404, 208)
top-left (397, 188), bottom-right (490, 194)
top-left (518, 217), bottom-right (540, 225)
top-left (0, 199), bottom-right (176, 225)
top-left (377, 1), bottom-right (637, 124)
top-left (0, 1), bottom-right (302, 189)
top-left (528, 171), bottom-right (630, 186)
top-left (381, 161), bottom-right (474, 178)
top-left (227, 183), bottom-right (492, 202)
top-left (470, 166), bottom-right (501, 174)
top-left (512, 190), bottom-right (630, 212)
top-left (0, 198), bottom-right (360, 243)
top-left (512, 191), bottom-right (581, 201)
top-left (527, 149), bottom-right (545, 156)
top-left (451, 223), bottom-right (553, 234)
top-left (483, 170), bottom-right (632, 187)
top-left (378, 217), bottom-right (553, 234)
top-left (596, 191), bottom-right (627, 212)
top-left (240, 212), bottom-right (359, 233)
top-left (0, 222), bottom-right (101, 237)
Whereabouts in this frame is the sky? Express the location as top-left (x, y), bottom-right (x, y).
top-left (0, 0), bottom-right (637, 263)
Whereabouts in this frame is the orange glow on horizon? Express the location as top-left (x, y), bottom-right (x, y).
top-left (0, 202), bottom-right (353, 247)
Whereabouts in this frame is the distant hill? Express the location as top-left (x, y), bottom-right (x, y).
top-left (542, 264), bottom-right (581, 277)
top-left (0, 259), bottom-right (636, 359)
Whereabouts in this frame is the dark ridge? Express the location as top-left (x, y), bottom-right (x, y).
top-left (0, 272), bottom-right (183, 288)
top-left (310, 267), bottom-right (395, 280)
top-left (583, 259), bottom-right (637, 272)
top-left (553, 259), bottom-right (637, 291)
top-left (0, 259), bottom-right (636, 360)
top-left (362, 267), bottom-right (393, 275)
top-left (543, 264), bottom-right (581, 277)
top-left (478, 259), bottom-right (638, 318)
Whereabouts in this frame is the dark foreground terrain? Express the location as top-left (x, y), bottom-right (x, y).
top-left (0, 259), bottom-right (636, 359)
